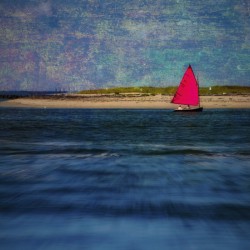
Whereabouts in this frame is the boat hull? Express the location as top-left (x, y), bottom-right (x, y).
top-left (174, 107), bottom-right (203, 112)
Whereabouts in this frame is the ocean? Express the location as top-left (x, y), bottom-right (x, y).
top-left (0, 108), bottom-right (250, 250)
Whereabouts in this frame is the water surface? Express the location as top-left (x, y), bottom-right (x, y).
top-left (0, 108), bottom-right (250, 250)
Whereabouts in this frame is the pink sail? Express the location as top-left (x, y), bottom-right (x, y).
top-left (171, 65), bottom-right (199, 106)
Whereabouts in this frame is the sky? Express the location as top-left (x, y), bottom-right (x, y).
top-left (0, 0), bottom-right (249, 91)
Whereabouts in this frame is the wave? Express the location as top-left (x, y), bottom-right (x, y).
top-left (126, 144), bottom-right (250, 157)
top-left (139, 148), bottom-right (213, 156)
top-left (0, 142), bottom-right (212, 157)
top-left (0, 146), bottom-right (120, 158)
top-left (129, 144), bottom-right (220, 156)
top-left (1, 199), bottom-right (250, 220)
top-left (1, 139), bottom-right (249, 158)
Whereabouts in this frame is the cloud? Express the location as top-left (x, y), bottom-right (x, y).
top-left (12, 1), bottom-right (53, 21)
top-left (37, 1), bottom-right (53, 16)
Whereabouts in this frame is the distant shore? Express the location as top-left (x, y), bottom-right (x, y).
top-left (0, 94), bottom-right (250, 109)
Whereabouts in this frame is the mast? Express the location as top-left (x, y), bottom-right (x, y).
top-left (196, 73), bottom-right (200, 107)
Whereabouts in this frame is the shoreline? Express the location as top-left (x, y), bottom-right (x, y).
top-left (0, 94), bottom-right (250, 109)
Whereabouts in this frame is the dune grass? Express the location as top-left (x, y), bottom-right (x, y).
top-left (78, 86), bottom-right (250, 95)
top-left (199, 86), bottom-right (250, 95)
top-left (78, 86), bottom-right (174, 95)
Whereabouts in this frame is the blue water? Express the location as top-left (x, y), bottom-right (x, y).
top-left (0, 108), bottom-right (250, 250)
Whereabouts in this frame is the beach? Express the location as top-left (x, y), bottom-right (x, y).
top-left (0, 94), bottom-right (250, 109)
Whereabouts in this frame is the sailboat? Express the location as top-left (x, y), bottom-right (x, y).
top-left (171, 65), bottom-right (203, 112)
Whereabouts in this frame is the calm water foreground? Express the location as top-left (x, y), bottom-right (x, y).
top-left (0, 108), bottom-right (250, 250)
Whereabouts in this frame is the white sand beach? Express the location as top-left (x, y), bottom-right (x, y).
top-left (0, 94), bottom-right (250, 109)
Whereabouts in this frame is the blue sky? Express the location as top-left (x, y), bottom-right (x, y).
top-left (0, 0), bottom-right (249, 91)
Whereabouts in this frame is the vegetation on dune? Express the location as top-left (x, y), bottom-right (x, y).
top-left (78, 86), bottom-right (250, 95)
top-left (199, 86), bottom-right (250, 95)
top-left (78, 86), bottom-right (177, 95)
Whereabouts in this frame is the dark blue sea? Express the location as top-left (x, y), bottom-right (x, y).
top-left (0, 108), bottom-right (250, 250)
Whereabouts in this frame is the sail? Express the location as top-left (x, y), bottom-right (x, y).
top-left (171, 65), bottom-right (199, 106)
